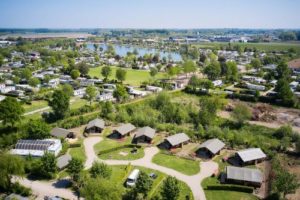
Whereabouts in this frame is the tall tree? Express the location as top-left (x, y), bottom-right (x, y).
top-left (101, 66), bottom-right (112, 81)
top-left (86, 85), bottom-right (97, 105)
top-left (276, 62), bottom-right (291, 80)
top-left (183, 60), bottom-right (197, 75)
top-left (113, 84), bottom-right (128, 102)
top-left (90, 162), bottom-right (112, 179)
top-left (26, 119), bottom-right (51, 139)
top-left (274, 170), bottom-right (299, 198)
top-left (67, 158), bottom-right (83, 182)
top-left (0, 153), bottom-right (25, 190)
top-left (49, 89), bottom-right (70, 119)
top-left (70, 69), bottom-right (80, 80)
top-left (40, 153), bottom-right (57, 179)
top-left (161, 176), bottom-right (180, 200)
top-left (275, 79), bottom-right (295, 107)
top-left (78, 62), bottom-right (90, 76)
top-left (204, 61), bottom-right (221, 80)
top-left (150, 67), bottom-right (158, 78)
top-left (115, 68), bottom-right (127, 83)
top-left (225, 61), bottom-right (238, 82)
top-left (0, 97), bottom-right (24, 127)
top-left (28, 77), bottom-right (40, 87)
top-left (250, 58), bottom-right (262, 70)
top-left (134, 171), bottom-right (153, 196)
top-left (20, 68), bottom-right (32, 81)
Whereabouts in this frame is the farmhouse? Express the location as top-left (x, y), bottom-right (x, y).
top-left (57, 154), bottom-right (72, 169)
top-left (224, 166), bottom-right (263, 187)
top-left (196, 138), bottom-right (225, 158)
top-left (133, 126), bottom-right (156, 143)
top-left (236, 148), bottom-right (267, 166)
top-left (10, 139), bottom-right (62, 157)
top-left (164, 133), bottom-right (190, 149)
top-left (85, 118), bottom-right (105, 133)
top-left (111, 123), bottom-right (136, 138)
top-left (50, 127), bottom-right (75, 138)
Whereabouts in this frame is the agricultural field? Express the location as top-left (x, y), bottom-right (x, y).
top-left (89, 66), bottom-right (166, 86)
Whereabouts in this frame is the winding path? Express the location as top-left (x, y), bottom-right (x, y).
top-left (84, 136), bottom-right (218, 200)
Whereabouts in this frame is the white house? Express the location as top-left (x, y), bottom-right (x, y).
top-left (0, 86), bottom-right (16, 94)
top-left (48, 78), bottom-right (60, 88)
top-left (246, 82), bottom-right (265, 91)
top-left (145, 85), bottom-right (163, 93)
top-left (212, 80), bottom-right (223, 87)
top-left (96, 92), bottom-right (114, 102)
top-left (74, 88), bottom-right (86, 97)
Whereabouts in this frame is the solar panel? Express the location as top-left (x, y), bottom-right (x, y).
top-left (15, 140), bottom-right (53, 151)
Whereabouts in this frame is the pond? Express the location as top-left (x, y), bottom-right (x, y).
top-left (87, 43), bottom-right (182, 62)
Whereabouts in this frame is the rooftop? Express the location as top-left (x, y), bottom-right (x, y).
top-left (236, 148), bottom-right (266, 162)
top-left (135, 126), bottom-right (156, 139)
top-left (166, 133), bottom-right (190, 146)
top-left (86, 118), bottom-right (105, 129)
top-left (226, 166), bottom-right (263, 184)
top-left (198, 138), bottom-right (225, 154)
top-left (288, 59), bottom-right (300, 69)
top-left (50, 127), bottom-right (71, 138)
top-left (115, 123), bottom-right (136, 135)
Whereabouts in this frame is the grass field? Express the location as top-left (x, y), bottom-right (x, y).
top-left (192, 42), bottom-right (300, 53)
top-left (69, 139), bottom-right (86, 162)
top-left (94, 133), bottom-right (145, 160)
top-left (110, 165), bottom-right (193, 200)
top-left (23, 100), bottom-right (48, 113)
top-left (201, 176), bottom-right (258, 200)
top-left (89, 66), bottom-right (166, 86)
top-left (152, 151), bottom-right (200, 175)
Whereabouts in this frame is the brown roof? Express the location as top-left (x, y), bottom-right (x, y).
top-left (288, 59), bottom-right (300, 69)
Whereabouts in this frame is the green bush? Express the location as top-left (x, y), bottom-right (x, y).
top-left (11, 182), bottom-right (32, 196)
top-left (206, 185), bottom-right (253, 193)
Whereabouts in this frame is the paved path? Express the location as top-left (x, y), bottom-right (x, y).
top-left (12, 176), bottom-right (78, 200)
top-left (84, 136), bottom-right (218, 200)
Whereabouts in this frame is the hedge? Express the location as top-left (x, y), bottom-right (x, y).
top-left (98, 144), bottom-right (141, 155)
top-left (206, 185), bottom-right (254, 193)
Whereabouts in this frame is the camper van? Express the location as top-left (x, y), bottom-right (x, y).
top-left (126, 169), bottom-right (140, 187)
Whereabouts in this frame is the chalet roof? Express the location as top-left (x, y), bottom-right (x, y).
top-left (57, 154), bottom-right (72, 169)
top-left (198, 138), bottom-right (225, 154)
top-left (86, 118), bottom-right (105, 130)
top-left (50, 127), bottom-right (71, 138)
top-left (236, 148), bottom-right (266, 163)
top-left (226, 166), bottom-right (263, 184)
top-left (115, 123), bottom-right (136, 136)
top-left (135, 126), bottom-right (156, 139)
top-left (166, 133), bottom-right (190, 146)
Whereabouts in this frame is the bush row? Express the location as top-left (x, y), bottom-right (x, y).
top-left (206, 185), bottom-right (254, 193)
top-left (98, 144), bottom-right (141, 155)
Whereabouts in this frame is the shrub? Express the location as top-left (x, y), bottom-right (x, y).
top-left (206, 185), bottom-right (254, 193)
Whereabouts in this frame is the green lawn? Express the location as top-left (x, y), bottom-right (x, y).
top-left (152, 151), bottom-right (200, 175)
top-left (70, 98), bottom-right (89, 109)
top-left (89, 66), bottom-right (166, 86)
top-left (94, 133), bottom-right (145, 160)
top-left (201, 176), bottom-right (258, 200)
top-left (110, 165), bottom-right (193, 200)
top-left (69, 139), bottom-right (86, 162)
top-left (23, 100), bottom-right (48, 113)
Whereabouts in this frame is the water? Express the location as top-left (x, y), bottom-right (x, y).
top-left (87, 43), bottom-right (182, 62)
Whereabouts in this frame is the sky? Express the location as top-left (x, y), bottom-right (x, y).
top-left (0, 0), bottom-right (300, 29)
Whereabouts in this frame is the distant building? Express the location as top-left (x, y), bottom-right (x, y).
top-left (74, 88), bottom-right (86, 97)
top-left (236, 148), bottom-right (267, 166)
top-left (224, 166), bottom-right (263, 187)
top-left (10, 139), bottom-right (62, 157)
top-left (50, 127), bottom-right (75, 138)
top-left (288, 59), bottom-right (300, 74)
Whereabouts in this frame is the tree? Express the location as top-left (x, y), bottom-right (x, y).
top-left (0, 97), bottom-right (24, 127)
top-left (167, 66), bottom-right (181, 78)
top-left (225, 61), bottom-right (238, 82)
top-left (161, 176), bottom-right (180, 200)
top-left (276, 62), bottom-right (291, 80)
top-left (93, 43), bottom-right (99, 51)
top-left (78, 62), bottom-right (90, 76)
top-left (273, 170), bottom-right (299, 198)
top-left (204, 61), bottom-right (221, 80)
top-left (250, 58), bottom-right (261, 70)
top-left (275, 79), bottom-right (295, 107)
top-left (150, 67), bottom-right (158, 78)
top-left (26, 119), bottom-right (51, 139)
top-left (279, 31), bottom-right (297, 41)
top-left (183, 60), bottom-right (197, 75)
top-left (40, 153), bottom-right (57, 179)
top-left (80, 177), bottom-right (121, 200)
top-left (135, 171), bottom-right (153, 196)
top-left (49, 89), bottom-right (70, 119)
top-left (274, 125), bottom-right (293, 139)
top-left (20, 68), bottom-right (32, 80)
top-left (28, 77), bottom-right (40, 87)
top-left (101, 66), bottom-right (112, 81)
top-left (70, 69), bottom-right (80, 80)
top-left (61, 84), bottom-right (74, 97)
top-left (116, 68), bottom-right (127, 83)
top-left (67, 158), bottom-right (83, 182)
top-left (100, 101), bottom-right (114, 118)
top-left (231, 103), bottom-right (252, 125)
top-left (0, 154), bottom-right (25, 190)
top-left (86, 85), bottom-right (97, 105)
top-left (90, 162), bottom-right (112, 179)
top-left (113, 84), bottom-right (128, 102)
top-left (197, 97), bottom-right (221, 127)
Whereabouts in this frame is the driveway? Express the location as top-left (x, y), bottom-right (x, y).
top-left (84, 136), bottom-right (218, 200)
